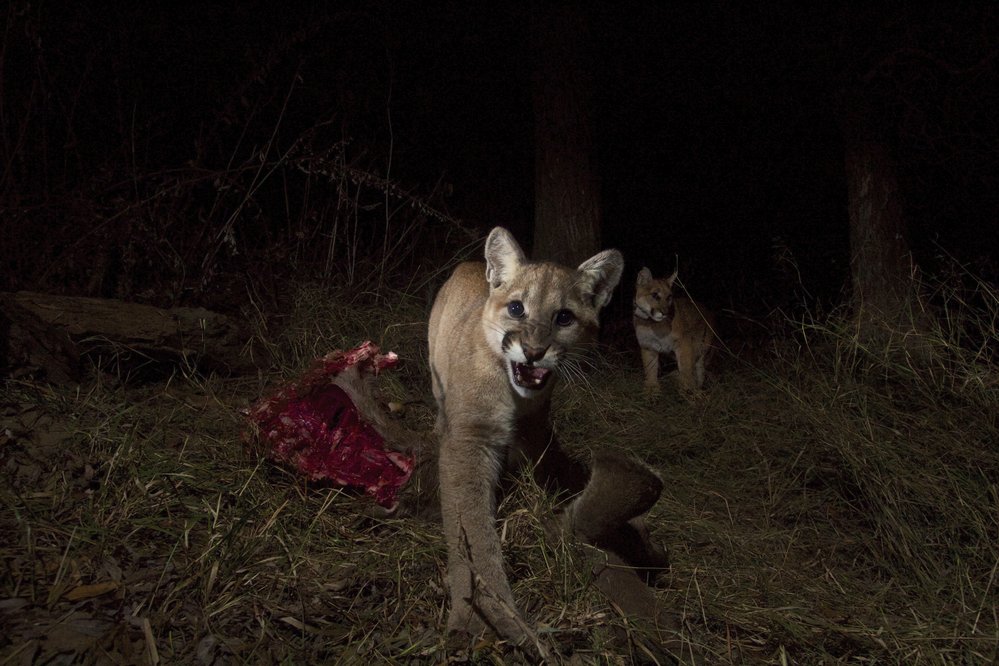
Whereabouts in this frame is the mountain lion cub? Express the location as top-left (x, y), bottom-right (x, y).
top-left (633, 267), bottom-right (715, 391)
top-left (428, 227), bottom-right (626, 654)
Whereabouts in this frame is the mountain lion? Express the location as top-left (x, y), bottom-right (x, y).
top-left (633, 267), bottom-right (715, 391)
top-left (428, 228), bottom-right (664, 657)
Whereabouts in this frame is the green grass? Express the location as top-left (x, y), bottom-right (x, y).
top-left (2, 278), bottom-right (998, 664)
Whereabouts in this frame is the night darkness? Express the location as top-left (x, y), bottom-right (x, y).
top-left (4, 2), bottom-right (999, 315)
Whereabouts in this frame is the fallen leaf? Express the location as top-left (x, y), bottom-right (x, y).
top-left (43, 613), bottom-right (111, 652)
top-left (0, 597), bottom-right (29, 612)
top-left (279, 616), bottom-right (319, 633)
top-left (196, 634), bottom-right (219, 665)
top-left (63, 581), bottom-right (119, 601)
top-left (141, 617), bottom-right (160, 665)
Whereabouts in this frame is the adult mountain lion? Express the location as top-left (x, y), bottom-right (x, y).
top-left (633, 267), bottom-right (716, 391)
top-left (429, 228), bottom-right (664, 658)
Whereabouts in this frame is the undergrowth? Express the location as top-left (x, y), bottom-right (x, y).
top-left (3, 272), bottom-right (997, 663)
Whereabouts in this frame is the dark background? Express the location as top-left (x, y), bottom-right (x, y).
top-left (4, 2), bottom-right (998, 318)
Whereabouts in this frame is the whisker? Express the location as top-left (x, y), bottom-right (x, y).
top-left (556, 355), bottom-right (596, 396)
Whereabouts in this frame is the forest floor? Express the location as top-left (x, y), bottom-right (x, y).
top-left (2, 283), bottom-right (998, 664)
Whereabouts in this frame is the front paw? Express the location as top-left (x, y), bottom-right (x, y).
top-left (446, 605), bottom-right (487, 642)
top-left (444, 626), bottom-right (482, 655)
top-left (446, 623), bottom-right (552, 663)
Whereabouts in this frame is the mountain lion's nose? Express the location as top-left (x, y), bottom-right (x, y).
top-left (522, 345), bottom-right (548, 364)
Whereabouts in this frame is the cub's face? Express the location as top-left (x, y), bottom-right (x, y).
top-left (483, 263), bottom-right (601, 397)
top-left (633, 268), bottom-right (676, 323)
top-left (481, 228), bottom-right (623, 399)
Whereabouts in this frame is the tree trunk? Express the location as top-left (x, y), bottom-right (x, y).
top-left (531, 5), bottom-right (601, 266)
top-left (841, 94), bottom-right (927, 344)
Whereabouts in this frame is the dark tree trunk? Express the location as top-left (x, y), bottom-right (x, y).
top-left (840, 93), bottom-right (927, 343)
top-left (531, 5), bottom-right (601, 266)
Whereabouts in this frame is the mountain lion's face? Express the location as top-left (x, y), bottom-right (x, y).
top-left (483, 263), bottom-right (601, 398)
top-left (634, 270), bottom-right (675, 323)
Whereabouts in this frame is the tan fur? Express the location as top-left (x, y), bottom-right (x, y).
top-left (633, 267), bottom-right (716, 391)
top-left (428, 227), bottom-right (623, 653)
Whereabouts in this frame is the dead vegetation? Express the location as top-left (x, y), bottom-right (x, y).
top-left (2, 272), bottom-right (998, 664)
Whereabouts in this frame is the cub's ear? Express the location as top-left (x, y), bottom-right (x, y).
top-left (666, 270), bottom-right (679, 289)
top-left (577, 249), bottom-right (624, 309)
top-left (484, 227), bottom-right (526, 288)
top-left (636, 267), bottom-right (653, 286)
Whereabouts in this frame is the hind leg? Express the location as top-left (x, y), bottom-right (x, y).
top-left (693, 351), bottom-right (707, 389)
top-left (674, 343), bottom-right (697, 391)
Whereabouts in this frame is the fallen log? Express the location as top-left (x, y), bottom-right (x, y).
top-left (0, 291), bottom-right (252, 382)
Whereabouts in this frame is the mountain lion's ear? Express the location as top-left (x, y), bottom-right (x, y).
top-left (578, 249), bottom-right (624, 309)
top-left (636, 267), bottom-right (652, 286)
top-left (484, 227), bottom-right (526, 288)
top-left (666, 270), bottom-right (678, 289)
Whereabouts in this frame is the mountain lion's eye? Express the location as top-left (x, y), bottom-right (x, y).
top-left (507, 301), bottom-right (525, 318)
top-left (652, 292), bottom-right (661, 301)
top-left (554, 309), bottom-right (575, 327)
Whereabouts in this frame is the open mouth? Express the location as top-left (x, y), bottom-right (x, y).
top-left (511, 361), bottom-right (552, 390)
top-left (635, 305), bottom-right (663, 322)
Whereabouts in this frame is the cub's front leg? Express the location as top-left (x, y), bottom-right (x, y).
top-left (640, 347), bottom-right (661, 392)
top-left (438, 418), bottom-right (536, 651)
